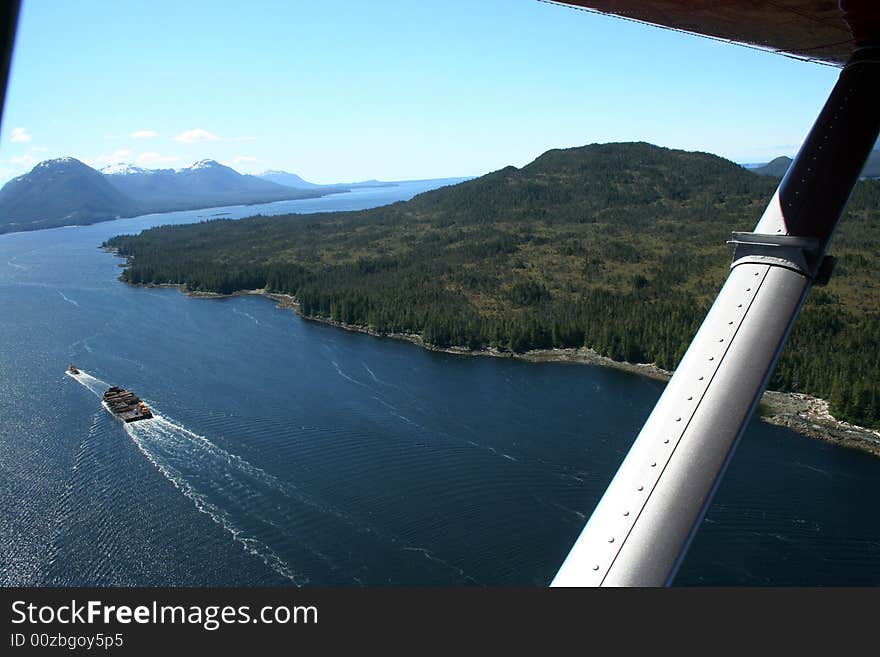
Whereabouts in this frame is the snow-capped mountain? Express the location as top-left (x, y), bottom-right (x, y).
top-left (0, 158), bottom-right (336, 234)
top-left (177, 159), bottom-right (223, 172)
top-left (100, 163), bottom-right (156, 176)
top-left (0, 158), bottom-right (136, 232)
top-left (102, 158), bottom-right (319, 207)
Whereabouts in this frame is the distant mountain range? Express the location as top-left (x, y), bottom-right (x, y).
top-left (750, 156), bottom-right (794, 177)
top-left (0, 158), bottom-right (341, 234)
top-left (0, 158), bottom-right (134, 231)
top-left (257, 170), bottom-right (323, 189)
top-left (751, 147), bottom-right (880, 179)
top-left (257, 170), bottom-right (398, 190)
top-left (101, 159), bottom-right (318, 208)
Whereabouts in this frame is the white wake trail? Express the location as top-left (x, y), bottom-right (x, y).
top-left (232, 307), bottom-right (261, 326)
top-left (66, 370), bottom-right (110, 396)
top-left (57, 290), bottom-right (80, 307)
top-left (331, 360), bottom-right (370, 388)
top-left (122, 420), bottom-right (304, 584)
top-left (65, 368), bottom-right (467, 584)
top-left (65, 369), bottom-right (306, 584)
top-left (363, 362), bottom-right (380, 382)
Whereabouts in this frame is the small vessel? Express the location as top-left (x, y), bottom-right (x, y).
top-left (68, 364), bottom-right (80, 375)
top-left (102, 386), bottom-right (153, 423)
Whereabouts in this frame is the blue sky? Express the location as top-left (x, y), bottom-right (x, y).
top-left (0, 0), bottom-right (839, 184)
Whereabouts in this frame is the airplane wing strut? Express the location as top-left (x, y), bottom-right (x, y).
top-left (552, 44), bottom-right (880, 587)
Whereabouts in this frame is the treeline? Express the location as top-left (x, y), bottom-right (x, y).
top-left (104, 142), bottom-right (880, 428)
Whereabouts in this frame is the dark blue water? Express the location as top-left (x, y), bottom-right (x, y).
top-left (2, 181), bottom-right (879, 586)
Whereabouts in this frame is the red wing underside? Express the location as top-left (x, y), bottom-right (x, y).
top-left (552, 1), bottom-right (880, 66)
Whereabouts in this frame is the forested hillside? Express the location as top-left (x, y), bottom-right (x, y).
top-left (104, 142), bottom-right (880, 428)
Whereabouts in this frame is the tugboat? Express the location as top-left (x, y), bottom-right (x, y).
top-left (68, 364), bottom-right (80, 375)
top-left (102, 386), bottom-right (153, 423)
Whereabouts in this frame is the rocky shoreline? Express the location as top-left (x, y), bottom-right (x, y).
top-left (137, 282), bottom-right (880, 459)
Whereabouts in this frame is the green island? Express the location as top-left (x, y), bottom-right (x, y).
top-left (103, 142), bottom-right (880, 445)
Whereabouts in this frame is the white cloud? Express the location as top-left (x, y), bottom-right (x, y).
top-left (92, 149), bottom-right (133, 166)
top-left (173, 128), bottom-right (220, 143)
top-left (11, 127), bottom-right (32, 143)
top-left (10, 153), bottom-right (39, 168)
top-left (130, 129), bottom-right (159, 139)
top-left (234, 155), bottom-right (258, 164)
top-left (137, 151), bottom-right (179, 166)
top-left (9, 145), bottom-right (53, 170)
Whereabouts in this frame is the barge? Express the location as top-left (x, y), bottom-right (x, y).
top-left (102, 386), bottom-right (153, 423)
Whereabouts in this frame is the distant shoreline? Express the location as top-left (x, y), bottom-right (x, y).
top-left (131, 281), bottom-right (880, 459)
top-left (0, 189), bottom-right (348, 237)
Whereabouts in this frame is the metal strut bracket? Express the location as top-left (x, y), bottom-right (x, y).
top-left (727, 232), bottom-right (834, 284)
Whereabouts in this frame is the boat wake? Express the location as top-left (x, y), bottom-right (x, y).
top-left (57, 290), bottom-right (80, 307)
top-left (65, 368), bottom-right (478, 585)
top-left (65, 369), bottom-right (307, 584)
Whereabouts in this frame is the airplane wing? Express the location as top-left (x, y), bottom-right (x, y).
top-left (550, 1), bottom-right (877, 66)
top-left (551, 1), bottom-right (880, 586)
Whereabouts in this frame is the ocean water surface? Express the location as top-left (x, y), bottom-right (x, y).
top-left (1, 180), bottom-right (879, 586)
